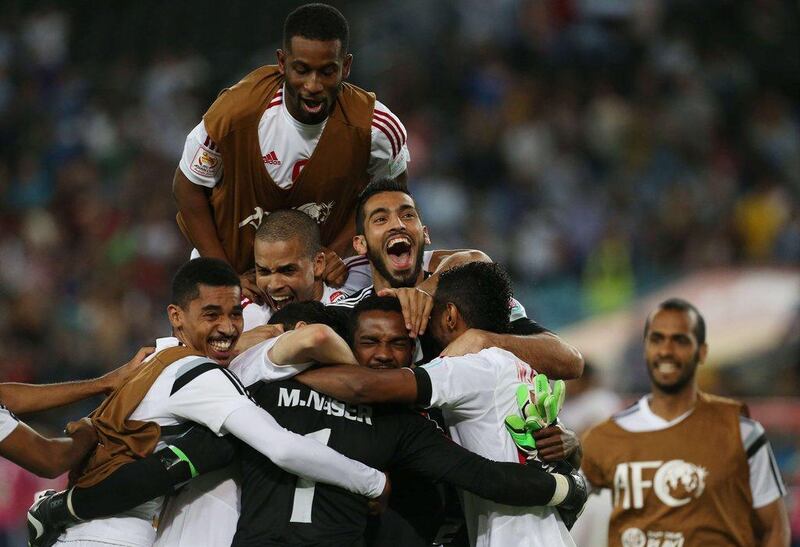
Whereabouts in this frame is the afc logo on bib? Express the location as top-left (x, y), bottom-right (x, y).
top-left (621, 528), bottom-right (685, 547)
top-left (613, 459), bottom-right (708, 509)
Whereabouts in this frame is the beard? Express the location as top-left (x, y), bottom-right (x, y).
top-left (647, 351), bottom-right (701, 394)
top-left (367, 242), bottom-right (425, 288)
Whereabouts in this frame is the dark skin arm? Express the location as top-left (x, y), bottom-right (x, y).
top-left (173, 168), bottom-right (264, 303)
top-left (0, 347), bottom-right (154, 414)
top-left (296, 365), bottom-right (417, 405)
top-left (534, 425), bottom-right (582, 469)
top-left (0, 418), bottom-right (97, 479)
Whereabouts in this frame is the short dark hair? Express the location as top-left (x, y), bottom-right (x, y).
top-left (171, 258), bottom-right (240, 309)
top-left (349, 295), bottom-right (404, 344)
top-left (355, 178), bottom-right (417, 235)
top-left (433, 262), bottom-right (512, 333)
top-left (643, 298), bottom-right (706, 345)
top-left (284, 3), bottom-right (349, 53)
top-left (268, 301), bottom-right (349, 338)
top-left (255, 209), bottom-right (322, 259)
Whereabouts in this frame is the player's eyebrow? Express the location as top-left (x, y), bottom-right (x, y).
top-left (200, 304), bottom-right (223, 312)
top-left (367, 207), bottom-right (390, 219)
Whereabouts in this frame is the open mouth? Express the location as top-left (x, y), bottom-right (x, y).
top-left (385, 235), bottom-right (413, 270)
top-left (301, 97), bottom-right (325, 115)
top-left (269, 294), bottom-right (293, 309)
top-left (208, 337), bottom-right (235, 358)
top-left (655, 361), bottom-right (678, 374)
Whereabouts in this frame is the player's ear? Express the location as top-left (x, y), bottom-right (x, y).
top-left (277, 49), bottom-right (287, 74)
top-left (313, 251), bottom-right (326, 278)
top-left (342, 53), bottom-right (353, 79)
top-left (423, 225), bottom-right (431, 245)
top-left (697, 343), bottom-right (708, 365)
top-left (295, 321), bottom-right (308, 330)
top-left (353, 235), bottom-right (367, 256)
top-left (167, 304), bottom-right (183, 330)
top-left (445, 303), bottom-right (459, 331)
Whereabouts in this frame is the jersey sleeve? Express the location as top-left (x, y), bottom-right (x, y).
top-left (229, 334), bottom-right (313, 388)
top-left (740, 417), bottom-right (787, 508)
top-left (368, 100), bottom-right (409, 181)
top-left (165, 359), bottom-right (254, 435)
top-left (417, 355), bottom-right (495, 417)
top-left (178, 121), bottom-right (224, 188)
top-left (0, 405), bottom-right (19, 443)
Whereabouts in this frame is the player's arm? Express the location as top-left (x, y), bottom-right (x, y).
top-left (0, 346), bottom-right (154, 414)
top-left (173, 168), bottom-right (228, 262)
top-left (268, 324), bottom-right (357, 366)
top-left (168, 364), bottom-right (387, 499)
top-left (754, 498), bottom-right (790, 546)
top-left (296, 365), bottom-right (418, 405)
top-left (1, 418), bottom-right (97, 479)
top-left (391, 412), bottom-right (586, 511)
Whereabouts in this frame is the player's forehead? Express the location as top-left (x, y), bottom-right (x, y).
top-left (355, 310), bottom-right (408, 338)
top-left (646, 308), bottom-right (697, 338)
top-left (255, 237), bottom-right (311, 266)
top-left (285, 36), bottom-right (344, 64)
top-left (364, 192), bottom-right (418, 217)
top-left (190, 284), bottom-right (242, 310)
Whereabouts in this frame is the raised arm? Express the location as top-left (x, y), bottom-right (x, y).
top-left (0, 346), bottom-right (154, 414)
top-left (296, 365), bottom-right (418, 405)
top-left (173, 168), bottom-right (228, 262)
top-left (268, 324), bottom-right (357, 366)
top-left (1, 418), bottom-right (97, 479)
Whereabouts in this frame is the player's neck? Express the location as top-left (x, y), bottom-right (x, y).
top-left (648, 383), bottom-right (698, 421)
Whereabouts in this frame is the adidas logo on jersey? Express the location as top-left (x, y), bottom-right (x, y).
top-left (263, 151), bottom-right (281, 165)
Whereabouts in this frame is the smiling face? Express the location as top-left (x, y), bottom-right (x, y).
top-left (277, 36), bottom-right (352, 125)
top-left (353, 309), bottom-right (414, 369)
top-left (168, 284), bottom-right (243, 366)
top-left (644, 308), bottom-right (707, 395)
top-left (255, 236), bottom-right (325, 311)
top-left (354, 191), bottom-right (430, 288)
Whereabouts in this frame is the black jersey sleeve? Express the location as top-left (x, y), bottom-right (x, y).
top-left (71, 425), bottom-right (238, 519)
top-left (389, 412), bottom-right (558, 506)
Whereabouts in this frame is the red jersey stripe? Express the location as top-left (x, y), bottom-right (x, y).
top-left (266, 98), bottom-right (283, 110)
top-left (371, 121), bottom-right (398, 157)
top-left (374, 110), bottom-right (407, 144)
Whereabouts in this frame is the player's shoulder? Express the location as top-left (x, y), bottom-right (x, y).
top-left (698, 391), bottom-right (748, 416)
top-left (328, 285), bottom-right (374, 309)
top-left (205, 65), bottom-right (283, 137)
top-left (582, 413), bottom-right (622, 445)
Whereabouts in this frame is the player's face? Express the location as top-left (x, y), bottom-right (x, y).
top-left (255, 237), bottom-right (324, 311)
top-left (353, 310), bottom-right (414, 369)
top-left (644, 308), bottom-right (707, 394)
top-left (354, 192), bottom-right (430, 288)
top-left (277, 37), bottom-right (353, 125)
top-left (168, 284), bottom-right (243, 366)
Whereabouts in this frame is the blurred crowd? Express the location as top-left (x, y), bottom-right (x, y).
top-left (0, 0), bottom-right (798, 542)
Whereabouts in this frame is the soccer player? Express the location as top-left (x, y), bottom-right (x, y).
top-left (298, 262), bottom-right (580, 546)
top-left (0, 347), bottom-right (152, 478)
top-left (332, 178), bottom-right (584, 380)
top-left (173, 3), bottom-right (409, 302)
top-left (580, 299), bottom-right (790, 546)
top-left (31, 298), bottom-right (585, 547)
top-left (41, 258), bottom-right (388, 547)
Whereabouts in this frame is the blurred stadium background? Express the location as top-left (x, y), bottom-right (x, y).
top-left (0, 0), bottom-right (797, 544)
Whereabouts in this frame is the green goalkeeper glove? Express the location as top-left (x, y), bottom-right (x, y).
top-left (504, 375), bottom-right (566, 458)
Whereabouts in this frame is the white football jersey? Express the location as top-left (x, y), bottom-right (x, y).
top-left (421, 348), bottom-right (575, 547)
top-left (179, 87), bottom-right (408, 190)
top-left (0, 405), bottom-right (18, 443)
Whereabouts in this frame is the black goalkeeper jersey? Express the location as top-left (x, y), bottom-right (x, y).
top-left (232, 379), bottom-right (558, 547)
top-left (233, 379), bottom-right (459, 547)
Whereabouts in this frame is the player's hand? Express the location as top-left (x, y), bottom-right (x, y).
top-left (322, 248), bottom-right (348, 288)
top-left (98, 346), bottom-right (155, 394)
top-left (549, 461), bottom-right (587, 530)
top-left (376, 287), bottom-right (433, 338)
top-left (234, 324), bottom-right (284, 355)
top-left (533, 425), bottom-right (579, 463)
top-left (367, 473), bottom-right (391, 515)
top-left (65, 417), bottom-right (98, 444)
top-left (439, 328), bottom-right (493, 356)
top-left (504, 376), bottom-right (565, 459)
top-left (240, 269), bottom-right (266, 306)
